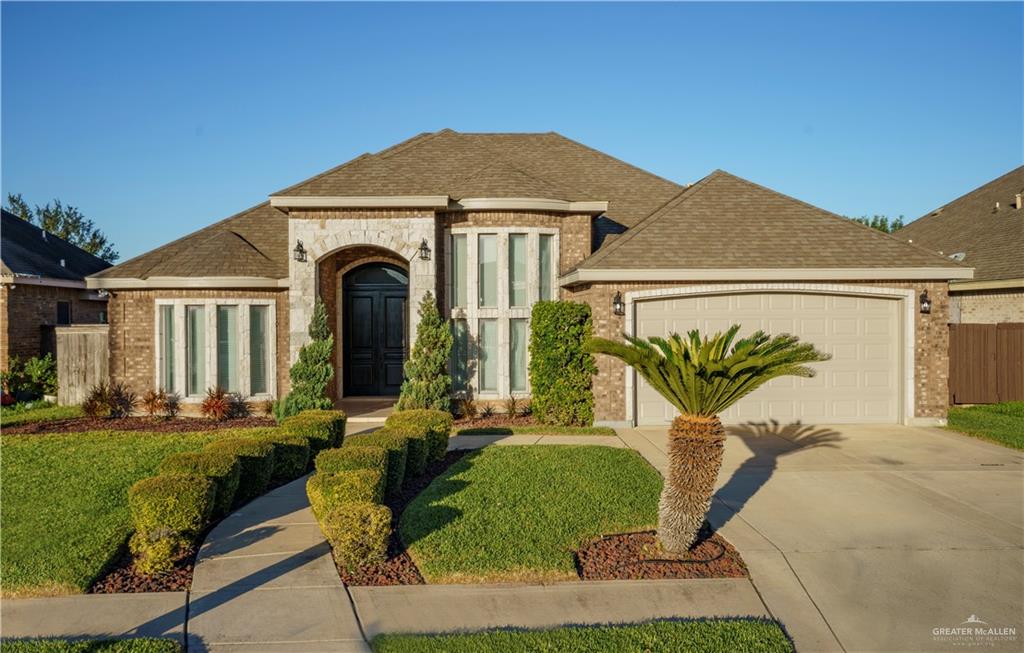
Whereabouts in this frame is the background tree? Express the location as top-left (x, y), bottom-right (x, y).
top-left (396, 292), bottom-right (453, 412)
top-left (273, 299), bottom-right (334, 421)
top-left (4, 193), bottom-right (119, 262)
top-left (847, 214), bottom-right (905, 234)
top-left (586, 326), bottom-right (829, 553)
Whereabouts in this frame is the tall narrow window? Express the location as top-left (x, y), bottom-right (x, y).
top-left (250, 305), bottom-right (269, 395)
top-left (160, 305), bottom-right (175, 392)
top-left (186, 306), bottom-right (205, 396)
top-left (450, 234), bottom-right (467, 308)
top-left (478, 234), bottom-right (497, 308)
top-left (510, 319), bottom-right (528, 392)
top-left (508, 234), bottom-right (527, 307)
top-left (450, 319), bottom-right (468, 392)
top-left (539, 234), bottom-right (553, 301)
top-left (478, 319), bottom-right (498, 392)
top-left (216, 306), bottom-right (239, 393)
top-left (56, 301), bottom-right (71, 325)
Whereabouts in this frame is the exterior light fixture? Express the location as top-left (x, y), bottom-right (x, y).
top-left (919, 290), bottom-right (932, 314)
top-left (612, 291), bottom-right (626, 316)
top-left (418, 238), bottom-right (432, 261)
top-left (293, 239), bottom-right (307, 263)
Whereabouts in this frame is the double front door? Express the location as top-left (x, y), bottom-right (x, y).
top-left (342, 264), bottom-right (408, 396)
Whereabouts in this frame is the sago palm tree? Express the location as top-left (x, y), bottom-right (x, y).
top-left (586, 325), bottom-right (830, 553)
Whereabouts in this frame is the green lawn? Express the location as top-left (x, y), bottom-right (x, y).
top-left (1, 639), bottom-right (180, 653)
top-left (1, 430), bottom-right (227, 596)
top-left (1, 402), bottom-right (83, 427)
top-left (372, 619), bottom-right (793, 653)
top-left (398, 445), bottom-right (661, 583)
top-left (947, 402), bottom-right (1024, 450)
top-left (456, 425), bottom-right (617, 436)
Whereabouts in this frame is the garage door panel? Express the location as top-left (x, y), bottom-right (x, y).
top-left (635, 292), bottom-right (900, 425)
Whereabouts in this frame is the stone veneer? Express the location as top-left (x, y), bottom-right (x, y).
top-left (951, 288), bottom-right (1024, 324)
top-left (107, 289), bottom-right (289, 397)
top-left (565, 279), bottom-right (951, 423)
top-left (1, 283), bottom-right (107, 370)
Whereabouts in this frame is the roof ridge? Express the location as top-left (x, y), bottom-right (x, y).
top-left (711, 170), bottom-right (969, 268)
top-left (375, 129), bottom-right (450, 159)
top-left (577, 172), bottom-right (716, 269)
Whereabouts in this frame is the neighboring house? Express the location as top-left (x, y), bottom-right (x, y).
top-left (87, 129), bottom-right (970, 426)
top-left (1, 209), bottom-right (111, 369)
top-left (896, 166), bottom-right (1024, 324)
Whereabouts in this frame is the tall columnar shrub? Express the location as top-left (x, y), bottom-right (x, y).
top-left (396, 292), bottom-right (453, 412)
top-left (528, 301), bottom-right (596, 426)
top-left (274, 300), bottom-right (335, 421)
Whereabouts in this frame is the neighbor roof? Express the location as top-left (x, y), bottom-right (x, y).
top-left (1, 209), bottom-right (111, 281)
top-left (895, 166), bottom-right (1024, 283)
top-left (576, 170), bottom-right (969, 272)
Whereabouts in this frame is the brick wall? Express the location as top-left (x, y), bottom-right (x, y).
top-left (953, 289), bottom-right (1024, 324)
top-left (107, 288), bottom-right (289, 397)
top-left (566, 280), bottom-right (951, 422)
top-left (1, 283), bottom-right (107, 370)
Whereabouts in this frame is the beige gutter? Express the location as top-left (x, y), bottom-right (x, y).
top-left (270, 195), bottom-right (608, 214)
top-left (86, 276), bottom-right (288, 290)
top-left (949, 277), bottom-right (1024, 292)
top-left (448, 198), bottom-right (609, 213)
top-left (559, 267), bottom-right (975, 286)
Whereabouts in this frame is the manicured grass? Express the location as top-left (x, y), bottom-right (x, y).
top-left (947, 402), bottom-right (1024, 450)
top-left (1, 639), bottom-right (180, 652)
top-left (398, 445), bottom-right (661, 583)
top-left (1, 402), bottom-right (83, 427)
top-left (372, 619), bottom-right (793, 653)
top-left (455, 425), bottom-right (617, 436)
top-left (1, 430), bottom-right (228, 596)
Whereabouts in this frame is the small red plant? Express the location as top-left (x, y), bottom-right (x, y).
top-left (201, 387), bottom-right (230, 421)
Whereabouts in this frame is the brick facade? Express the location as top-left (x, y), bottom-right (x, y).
top-left (952, 289), bottom-right (1024, 324)
top-left (1, 283), bottom-right (107, 370)
top-left (107, 288), bottom-right (289, 397)
top-left (565, 280), bottom-right (951, 422)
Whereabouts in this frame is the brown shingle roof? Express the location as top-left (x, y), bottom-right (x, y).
top-left (895, 166), bottom-right (1024, 282)
top-left (577, 170), bottom-right (967, 271)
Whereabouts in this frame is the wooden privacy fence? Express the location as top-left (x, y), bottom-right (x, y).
top-left (948, 323), bottom-right (1024, 404)
top-left (54, 324), bottom-right (109, 405)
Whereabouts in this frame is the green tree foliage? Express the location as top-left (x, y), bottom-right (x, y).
top-left (396, 292), bottom-right (453, 412)
top-left (4, 193), bottom-right (119, 262)
top-left (848, 214), bottom-right (905, 234)
top-left (273, 300), bottom-right (334, 421)
top-left (528, 301), bottom-right (596, 426)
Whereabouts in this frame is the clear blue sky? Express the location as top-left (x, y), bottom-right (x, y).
top-left (3, 2), bottom-right (1022, 261)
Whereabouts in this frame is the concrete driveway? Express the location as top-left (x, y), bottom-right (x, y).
top-left (620, 423), bottom-right (1024, 653)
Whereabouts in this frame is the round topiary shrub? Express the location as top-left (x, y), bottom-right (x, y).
top-left (204, 438), bottom-right (275, 505)
top-left (320, 501), bottom-right (392, 572)
top-left (306, 469), bottom-right (384, 519)
top-left (128, 474), bottom-right (215, 574)
top-left (159, 451), bottom-right (241, 518)
top-left (344, 433), bottom-right (408, 498)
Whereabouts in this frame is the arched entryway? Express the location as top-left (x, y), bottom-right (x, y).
top-left (342, 262), bottom-right (408, 396)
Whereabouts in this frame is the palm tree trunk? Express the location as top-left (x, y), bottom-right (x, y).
top-left (658, 413), bottom-right (726, 553)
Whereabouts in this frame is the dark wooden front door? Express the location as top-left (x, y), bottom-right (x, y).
top-left (343, 263), bottom-right (408, 396)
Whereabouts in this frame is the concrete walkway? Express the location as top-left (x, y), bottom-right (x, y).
top-left (621, 423), bottom-right (1024, 653)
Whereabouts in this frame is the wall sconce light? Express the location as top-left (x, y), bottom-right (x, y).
top-left (919, 290), bottom-right (932, 314)
top-left (612, 291), bottom-right (626, 316)
top-left (293, 239), bottom-right (307, 263)
top-left (418, 238), bottom-right (432, 261)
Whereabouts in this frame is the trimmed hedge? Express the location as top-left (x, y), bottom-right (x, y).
top-left (306, 469), bottom-right (384, 519)
top-left (204, 438), bottom-right (275, 505)
top-left (252, 432), bottom-right (311, 483)
top-left (128, 474), bottom-right (214, 574)
top-left (158, 451), bottom-right (240, 518)
top-left (280, 410), bottom-right (347, 460)
top-left (344, 432), bottom-right (408, 498)
top-left (385, 409), bottom-right (453, 461)
top-left (528, 301), bottom-right (596, 426)
top-left (315, 447), bottom-right (388, 495)
top-left (320, 501), bottom-right (392, 572)
top-left (375, 425), bottom-right (429, 477)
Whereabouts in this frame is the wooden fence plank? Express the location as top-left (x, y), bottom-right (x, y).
top-left (996, 323), bottom-right (1024, 402)
top-left (55, 325), bottom-right (109, 406)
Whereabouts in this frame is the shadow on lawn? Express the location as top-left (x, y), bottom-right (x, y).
top-left (711, 421), bottom-right (843, 532)
top-left (394, 451), bottom-right (477, 550)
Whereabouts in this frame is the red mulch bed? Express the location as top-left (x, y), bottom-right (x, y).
top-left (453, 414), bottom-right (538, 429)
top-left (575, 525), bottom-right (748, 580)
top-left (89, 541), bottom-right (200, 593)
top-left (4, 415), bottom-right (276, 435)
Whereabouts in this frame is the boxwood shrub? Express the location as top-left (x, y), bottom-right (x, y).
top-left (315, 447), bottom-right (388, 495)
top-left (204, 438), bottom-right (275, 505)
top-left (320, 501), bottom-right (392, 572)
top-left (250, 432), bottom-right (311, 484)
top-left (280, 410), bottom-right (347, 460)
top-left (374, 425), bottom-right (428, 477)
top-left (159, 451), bottom-right (240, 518)
top-left (344, 432), bottom-right (408, 498)
top-left (385, 409), bottom-right (453, 462)
top-left (128, 474), bottom-right (215, 574)
top-left (306, 469), bottom-right (384, 519)
top-left (528, 301), bottom-right (596, 426)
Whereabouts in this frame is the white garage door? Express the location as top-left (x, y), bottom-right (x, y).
top-left (634, 292), bottom-right (901, 425)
